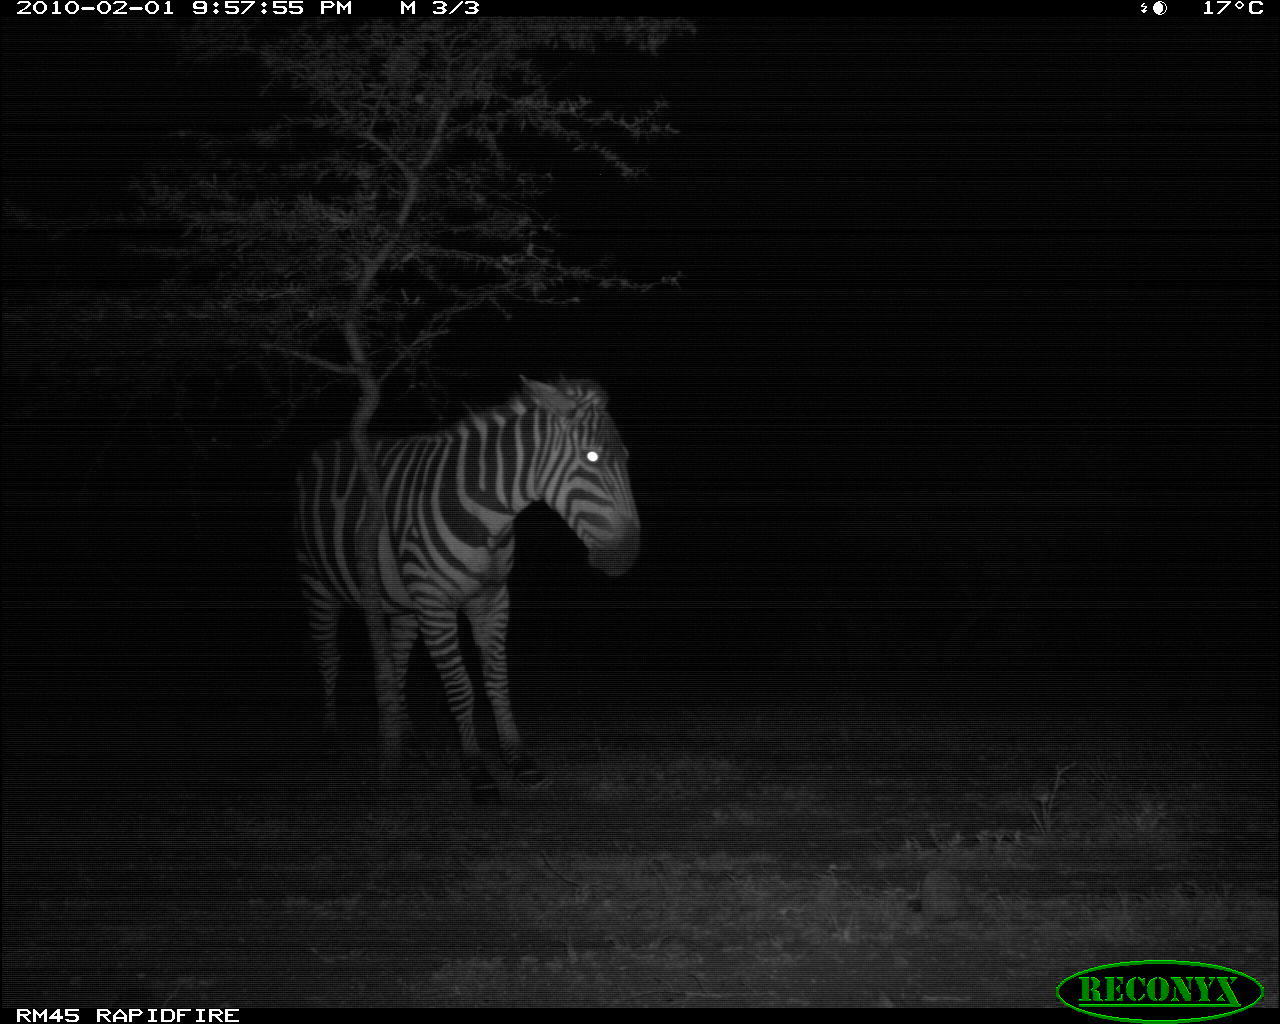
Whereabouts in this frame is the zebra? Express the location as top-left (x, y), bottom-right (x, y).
top-left (294, 377), bottom-right (641, 803)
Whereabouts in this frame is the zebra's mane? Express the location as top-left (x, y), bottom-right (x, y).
top-left (512, 376), bottom-right (608, 409)
top-left (444, 377), bottom-right (608, 434)
top-left (538, 376), bottom-right (606, 398)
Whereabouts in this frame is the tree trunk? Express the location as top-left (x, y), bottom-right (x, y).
top-left (345, 322), bottom-right (405, 779)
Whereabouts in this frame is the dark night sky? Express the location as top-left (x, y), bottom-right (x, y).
top-left (1, 17), bottom-right (1276, 751)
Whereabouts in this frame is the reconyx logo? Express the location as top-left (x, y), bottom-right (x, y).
top-left (1057, 960), bottom-right (1264, 1023)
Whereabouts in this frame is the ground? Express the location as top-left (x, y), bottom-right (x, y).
top-left (2, 709), bottom-right (1276, 1008)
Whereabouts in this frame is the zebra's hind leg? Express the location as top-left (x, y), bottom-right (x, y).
top-left (305, 596), bottom-right (343, 749)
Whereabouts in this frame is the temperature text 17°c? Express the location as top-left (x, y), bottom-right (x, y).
top-left (1203, 0), bottom-right (1264, 11)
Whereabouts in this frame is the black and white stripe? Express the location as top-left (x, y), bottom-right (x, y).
top-left (294, 377), bottom-right (640, 802)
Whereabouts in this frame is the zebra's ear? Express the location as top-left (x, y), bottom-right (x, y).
top-left (522, 377), bottom-right (578, 418)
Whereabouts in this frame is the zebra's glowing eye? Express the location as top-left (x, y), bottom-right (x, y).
top-left (586, 449), bottom-right (600, 463)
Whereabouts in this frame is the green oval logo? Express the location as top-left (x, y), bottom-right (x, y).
top-left (1057, 960), bottom-right (1264, 1022)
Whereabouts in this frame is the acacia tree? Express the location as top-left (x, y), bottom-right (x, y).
top-left (137, 19), bottom-right (691, 772)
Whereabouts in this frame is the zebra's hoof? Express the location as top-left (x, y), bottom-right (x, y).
top-left (515, 767), bottom-right (547, 789)
top-left (470, 781), bottom-right (502, 805)
top-left (509, 756), bottom-right (547, 789)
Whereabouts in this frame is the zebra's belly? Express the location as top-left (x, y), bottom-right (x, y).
top-left (375, 529), bottom-right (511, 610)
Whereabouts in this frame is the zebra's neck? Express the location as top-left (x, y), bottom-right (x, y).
top-left (450, 400), bottom-right (561, 518)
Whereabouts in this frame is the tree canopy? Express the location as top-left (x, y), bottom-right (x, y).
top-left (134, 18), bottom-right (692, 398)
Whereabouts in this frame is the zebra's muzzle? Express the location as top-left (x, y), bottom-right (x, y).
top-left (588, 524), bottom-right (640, 577)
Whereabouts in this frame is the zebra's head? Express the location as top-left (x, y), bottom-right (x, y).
top-left (521, 377), bottom-right (641, 577)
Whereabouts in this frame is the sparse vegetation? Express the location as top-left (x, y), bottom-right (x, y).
top-left (1030, 762), bottom-right (1076, 838)
top-left (3, 715), bottom-right (1275, 1007)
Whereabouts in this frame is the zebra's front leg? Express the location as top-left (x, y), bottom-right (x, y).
top-left (418, 607), bottom-right (502, 804)
top-left (387, 614), bottom-right (427, 759)
top-left (468, 587), bottom-right (546, 790)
